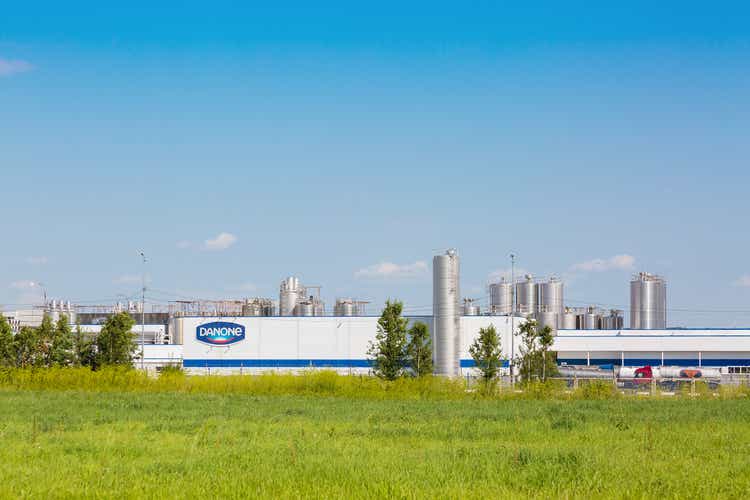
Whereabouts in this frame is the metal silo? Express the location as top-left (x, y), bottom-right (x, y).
top-left (296, 302), bottom-right (314, 316)
top-left (630, 273), bottom-right (667, 329)
top-left (489, 279), bottom-right (513, 315)
top-left (433, 249), bottom-right (460, 377)
top-left (462, 298), bottom-right (480, 316)
top-left (601, 309), bottom-right (624, 330)
top-left (536, 310), bottom-right (558, 331)
top-left (538, 277), bottom-right (564, 316)
top-left (583, 307), bottom-right (599, 330)
top-left (515, 275), bottom-right (538, 317)
top-left (242, 301), bottom-right (262, 316)
top-left (335, 299), bottom-right (355, 317)
top-left (279, 277), bottom-right (303, 317)
top-left (560, 308), bottom-right (577, 329)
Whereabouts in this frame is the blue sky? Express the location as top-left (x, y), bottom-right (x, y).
top-left (2, 2), bottom-right (749, 325)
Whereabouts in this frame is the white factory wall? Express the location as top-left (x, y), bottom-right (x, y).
top-left (555, 329), bottom-right (750, 366)
top-left (174, 315), bottom-right (524, 375)
top-left (150, 318), bottom-right (750, 373)
top-left (142, 344), bottom-right (183, 371)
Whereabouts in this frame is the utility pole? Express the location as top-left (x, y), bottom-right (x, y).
top-left (510, 253), bottom-right (516, 386)
top-left (140, 251), bottom-right (146, 370)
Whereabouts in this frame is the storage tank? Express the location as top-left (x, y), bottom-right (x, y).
top-left (560, 309), bottom-right (577, 329)
top-left (335, 299), bottom-right (355, 316)
top-left (433, 249), bottom-right (460, 377)
top-left (601, 309), bottom-right (624, 330)
top-left (536, 310), bottom-right (558, 331)
top-left (279, 277), bottom-right (303, 317)
top-left (295, 302), bottom-right (314, 316)
top-left (489, 279), bottom-right (513, 314)
top-left (462, 298), bottom-right (480, 316)
top-left (630, 273), bottom-right (667, 329)
top-left (313, 302), bottom-right (325, 316)
top-left (242, 301), bottom-right (262, 316)
top-left (538, 277), bottom-right (564, 316)
top-left (583, 308), bottom-right (599, 330)
top-left (515, 275), bottom-right (538, 316)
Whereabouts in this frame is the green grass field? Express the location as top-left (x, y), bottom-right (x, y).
top-left (1, 372), bottom-right (749, 498)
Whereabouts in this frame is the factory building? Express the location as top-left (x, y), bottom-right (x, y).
top-left (140, 253), bottom-right (750, 375)
top-left (145, 317), bottom-right (750, 375)
top-left (7, 249), bottom-right (750, 375)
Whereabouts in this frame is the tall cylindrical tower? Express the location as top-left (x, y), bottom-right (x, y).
top-left (279, 277), bottom-right (303, 317)
top-left (630, 272), bottom-right (667, 329)
top-left (433, 249), bottom-right (460, 377)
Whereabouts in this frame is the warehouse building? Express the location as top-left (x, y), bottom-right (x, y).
top-left (137, 250), bottom-right (750, 375)
top-left (143, 316), bottom-right (750, 375)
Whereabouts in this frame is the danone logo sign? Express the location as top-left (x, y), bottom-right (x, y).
top-left (196, 322), bottom-right (246, 346)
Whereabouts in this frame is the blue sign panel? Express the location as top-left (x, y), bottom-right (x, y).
top-left (196, 322), bottom-right (246, 346)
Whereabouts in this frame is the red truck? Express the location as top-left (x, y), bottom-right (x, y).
top-left (623, 365), bottom-right (720, 390)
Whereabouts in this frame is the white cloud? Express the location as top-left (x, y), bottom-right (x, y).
top-left (733, 275), bottom-right (750, 287)
top-left (355, 261), bottom-right (428, 280)
top-left (0, 58), bottom-right (33, 77)
top-left (10, 280), bottom-right (37, 289)
top-left (571, 254), bottom-right (635, 273)
top-left (203, 232), bottom-right (237, 251)
top-left (176, 240), bottom-right (192, 249)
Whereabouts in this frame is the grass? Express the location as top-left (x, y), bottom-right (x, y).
top-left (0, 369), bottom-right (749, 497)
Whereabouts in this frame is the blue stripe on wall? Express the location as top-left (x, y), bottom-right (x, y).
top-left (183, 359), bottom-right (373, 368)
top-left (184, 358), bottom-right (750, 369)
top-left (183, 359), bottom-right (506, 369)
top-left (558, 358), bottom-right (750, 367)
top-left (460, 360), bottom-right (509, 368)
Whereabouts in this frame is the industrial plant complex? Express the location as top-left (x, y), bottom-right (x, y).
top-left (3, 250), bottom-right (750, 376)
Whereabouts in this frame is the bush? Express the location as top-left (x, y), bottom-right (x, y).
top-left (574, 380), bottom-right (620, 400)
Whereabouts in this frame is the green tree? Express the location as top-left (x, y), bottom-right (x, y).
top-left (406, 321), bottom-right (433, 377)
top-left (51, 314), bottom-right (74, 366)
top-left (0, 315), bottom-right (15, 367)
top-left (367, 300), bottom-right (408, 380)
top-left (14, 326), bottom-right (39, 368)
top-left (96, 312), bottom-right (137, 366)
top-left (72, 320), bottom-right (95, 367)
top-left (518, 319), bottom-right (558, 383)
top-left (469, 324), bottom-right (504, 383)
top-left (36, 314), bottom-right (55, 367)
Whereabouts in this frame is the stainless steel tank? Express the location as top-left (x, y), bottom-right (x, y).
top-left (433, 249), bottom-right (460, 377)
top-left (538, 277), bottom-right (564, 316)
top-left (560, 309), bottom-right (577, 329)
top-left (242, 301), bottom-right (262, 316)
top-left (279, 277), bottom-right (303, 317)
top-left (462, 298), bottom-right (479, 316)
top-left (296, 302), bottom-right (314, 316)
top-left (313, 302), bottom-right (325, 316)
top-left (630, 273), bottom-right (667, 329)
top-left (583, 311), bottom-right (599, 330)
top-left (515, 275), bottom-right (538, 316)
top-left (601, 310), bottom-right (624, 330)
top-left (536, 310), bottom-right (558, 331)
top-left (489, 279), bottom-right (512, 314)
top-left (335, 299), bottom-right (355, 316)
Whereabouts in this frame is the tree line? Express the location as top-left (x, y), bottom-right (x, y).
top-left (368, 300), bottom-right (557, 384)
top-left (0, 312), bottom-right (139, 369)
